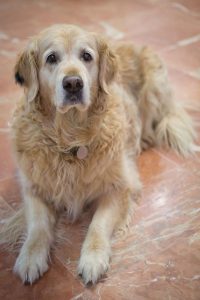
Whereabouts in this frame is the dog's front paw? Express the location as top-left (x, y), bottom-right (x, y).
top-left (14, 243), bottom-right (49, 284)
top-left (78, 247), bottom-right (111, 285)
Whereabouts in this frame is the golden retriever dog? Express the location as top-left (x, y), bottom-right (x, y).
top-left (0, 24), bottom-right (198, 285)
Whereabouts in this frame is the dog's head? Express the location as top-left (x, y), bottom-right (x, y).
top-left (15, 24), bottom-right (117, 113)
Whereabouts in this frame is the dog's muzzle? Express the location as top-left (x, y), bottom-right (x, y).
top-left (62, 75), bottom-right (83, 104)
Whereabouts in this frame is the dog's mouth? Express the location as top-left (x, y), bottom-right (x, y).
top-left (65, 90), bottom-right (83, 105)
top-left (58, 90), bottom-right (87, 113)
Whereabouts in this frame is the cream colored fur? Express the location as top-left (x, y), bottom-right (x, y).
top-left (0, 24), bottom-right (198, 285)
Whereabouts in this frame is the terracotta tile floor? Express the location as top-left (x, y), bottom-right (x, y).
top-left (0, 0), bottom-right (200, 299)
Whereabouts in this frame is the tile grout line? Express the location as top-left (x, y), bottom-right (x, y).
top-left (69, 292), bottom-right (84, 300)
top-left (171, 2), bottom-right (200, 18)
top-left (152, 148), bottom-right (179, 167)
top-left (54, 253), bottom-right (85, 288)
top-left (152, 148), bottom-right (200, 177)
top-left (0, 195), bottom-right (16, 214)
top-left (161, 34), bottom-right (200, 52)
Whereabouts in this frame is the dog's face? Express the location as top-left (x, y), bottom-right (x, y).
top-left (15, 24), bottom-right (117, 113)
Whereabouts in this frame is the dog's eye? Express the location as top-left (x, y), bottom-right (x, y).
top-left (82, 51), bottom-right (93, 62)
top-left (46, 53), bottom-right (58, 64)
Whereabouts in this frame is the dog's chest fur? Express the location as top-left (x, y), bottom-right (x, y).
top-left (12, 94), bottom-right (133, 219)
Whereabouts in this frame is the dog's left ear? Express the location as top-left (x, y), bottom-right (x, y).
top-left (14, 40), bottom-right (39, 102)
top-left (96, 35), bottom-right (118, 94)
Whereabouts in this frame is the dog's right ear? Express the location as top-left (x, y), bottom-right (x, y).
top-left (14, 40), bottom-right (39, 102)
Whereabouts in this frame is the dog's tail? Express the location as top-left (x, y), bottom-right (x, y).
top-left (137, 46), bottom-right (199, 156)
top-left (0, 207), bottom-right (25, 251)
top-left (155, 103), bottom-right (199, 156)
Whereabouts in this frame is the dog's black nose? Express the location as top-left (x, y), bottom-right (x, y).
top-left (62, 76), bottom-right (83, 93)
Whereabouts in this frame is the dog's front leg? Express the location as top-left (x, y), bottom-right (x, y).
top-left (78, 190), bottom-right (130, 284)
top-left (14, 190), bottom-right (56, 284)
